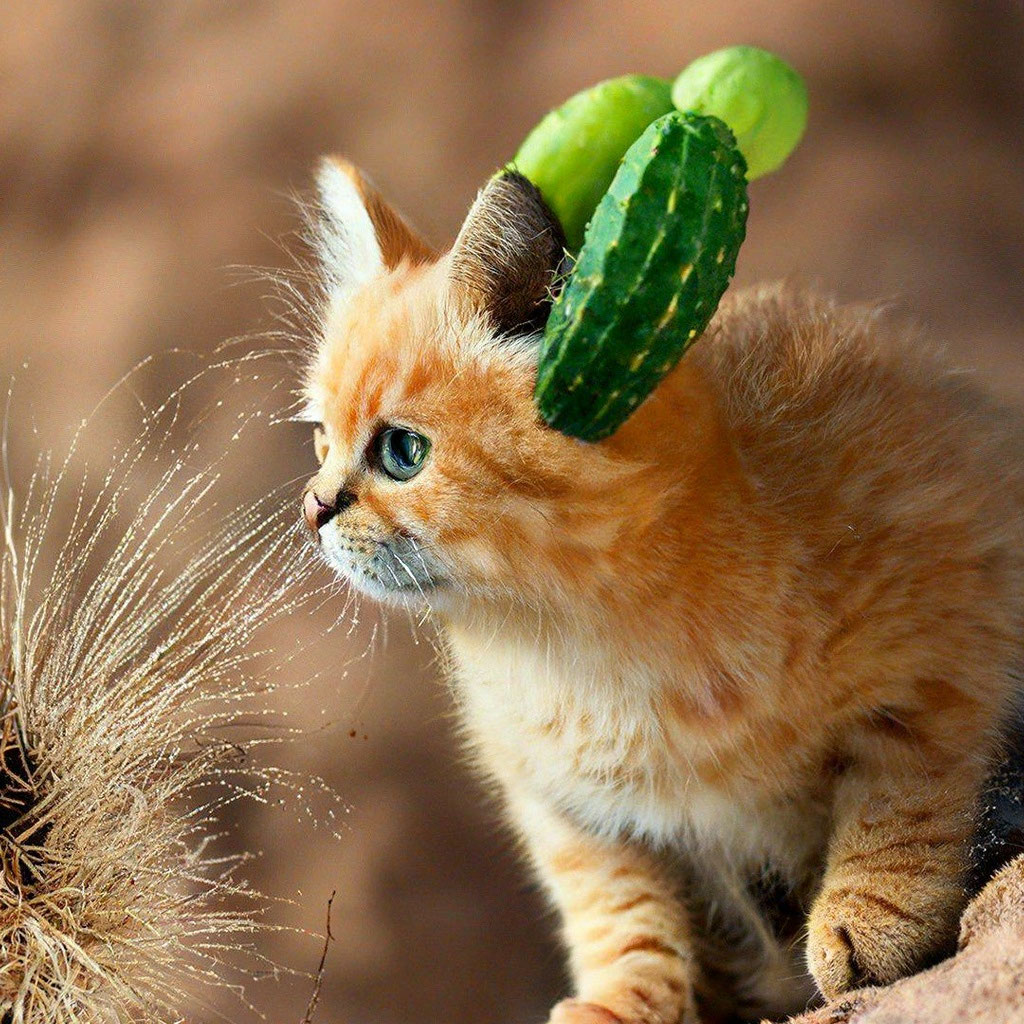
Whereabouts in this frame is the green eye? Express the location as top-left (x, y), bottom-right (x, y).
top-left (375, 426), bottom-right (430, 481)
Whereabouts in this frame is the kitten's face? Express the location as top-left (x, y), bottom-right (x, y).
top-left (301, 160), bottom-right (655, 613)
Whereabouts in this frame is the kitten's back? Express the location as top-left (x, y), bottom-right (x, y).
top-left (679, 282), bottom-right (1024, 751)
top-left (690, 282), bottom-right (1024, 565)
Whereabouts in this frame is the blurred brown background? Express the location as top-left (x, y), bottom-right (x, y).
top-left (1, 2), bottom-right (1022, 1022)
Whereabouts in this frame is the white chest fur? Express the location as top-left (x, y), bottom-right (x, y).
top-left (446, 624), bottom-right (826, 872)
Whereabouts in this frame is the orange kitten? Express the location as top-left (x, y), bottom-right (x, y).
top-left (298, 158), bottom-right (1024, 1022)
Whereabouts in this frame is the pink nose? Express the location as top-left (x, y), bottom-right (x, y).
top-left (303, 490), bottom-right (333, 535)
top-left (302, 488), bottom-right (356, 535)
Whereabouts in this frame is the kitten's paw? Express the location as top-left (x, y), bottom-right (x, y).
top-left (807, 886), bottom-right (957, 999)
top-left (806, 917), bottom-right (866, 998)
top-left (547, 992), bottom-right (696, 1024)
top-left (547, 999), bottom-right (624, 1024)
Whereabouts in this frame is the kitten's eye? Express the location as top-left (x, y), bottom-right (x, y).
top-left (375, 426), bottom-right (430, 481)
top-left (312, 423), bottom-right (329, 465)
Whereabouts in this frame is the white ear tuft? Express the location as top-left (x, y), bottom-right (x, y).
top-left (314, 157), bottom-right (385, 298)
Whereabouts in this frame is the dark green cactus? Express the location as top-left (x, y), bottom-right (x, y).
top-left (535, 110), bottom-right (748, 442)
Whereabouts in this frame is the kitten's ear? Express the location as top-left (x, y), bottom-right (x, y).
top-left (449, 170), bottom-right (568, 337)
top-left (314, 156), bottom-right (435, 296)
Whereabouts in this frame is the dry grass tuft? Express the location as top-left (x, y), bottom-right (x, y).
top-left (0, 374), bottom-right (329, 1023)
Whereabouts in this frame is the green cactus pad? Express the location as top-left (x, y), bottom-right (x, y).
top-left (671, 46), bottom-right (807, 179)
top-left (535, 110), bottom-right (748, 442)
top-left (513, 75), bottom-right (674, 251)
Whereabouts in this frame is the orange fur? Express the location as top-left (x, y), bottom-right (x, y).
top-left (300, 168), bottom-right (1024, 1023)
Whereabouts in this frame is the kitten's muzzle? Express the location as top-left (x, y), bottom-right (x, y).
top-left (319, 527), bottom-right (448, 600)
top-left (303, 486), bottom-right (356, 537)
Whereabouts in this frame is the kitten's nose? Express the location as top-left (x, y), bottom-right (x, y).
top-left (302, 488), bottom-right (355, 535)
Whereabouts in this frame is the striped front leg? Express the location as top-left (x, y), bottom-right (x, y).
top-left (511, 791), bottom-right (698, 1024)
top-left (806, 756), bottom-right (978, 998)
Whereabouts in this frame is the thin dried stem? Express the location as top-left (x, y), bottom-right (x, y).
top-left (298, 892), bottom-right (335, 1024)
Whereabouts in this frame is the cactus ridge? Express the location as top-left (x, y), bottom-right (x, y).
top-left (535, 110), bottom-right (748, 441)
top-left (535, 121), bottom-right (688, 397)
top-left (535, 122), bottom-right (683, 390)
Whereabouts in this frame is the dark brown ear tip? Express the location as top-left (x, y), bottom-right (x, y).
top-left (492, 166), bottom-right (536, 193)
top-left (495, 167), bottom-right (540, 199)
top-left (450, 169), bottom-right (570, 337)
top-left (493, 169), bottom-right (568, 253)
